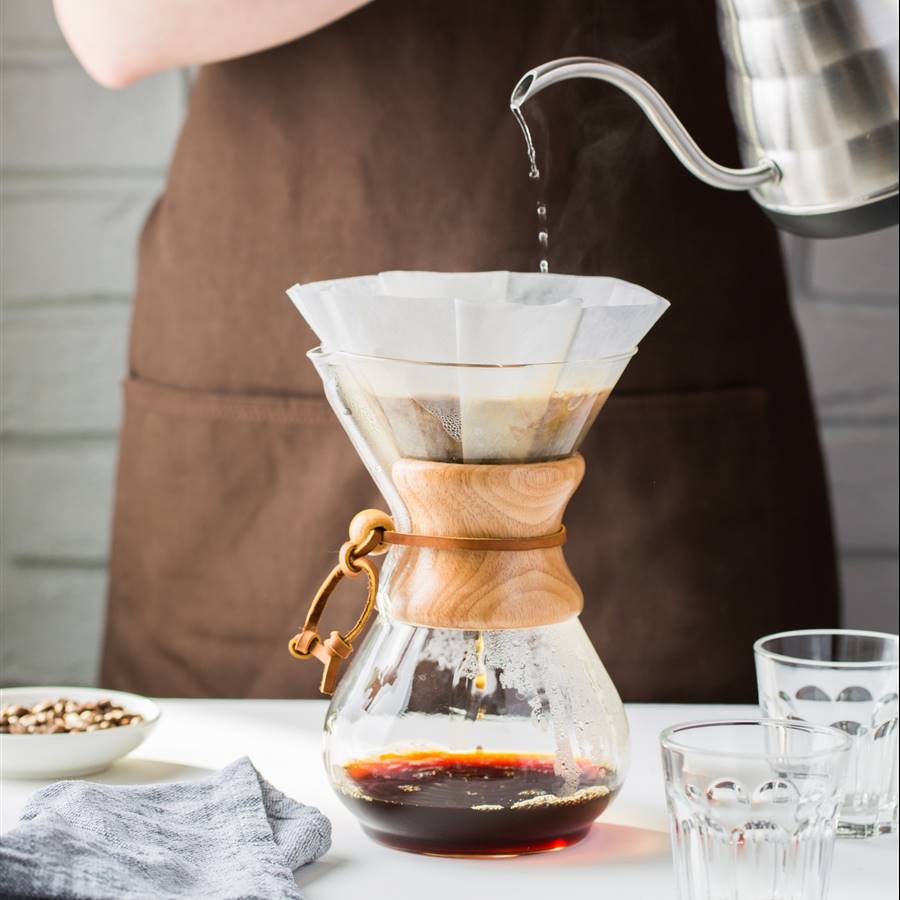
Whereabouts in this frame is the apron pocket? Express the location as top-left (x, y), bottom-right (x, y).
top-left (103, 377), bottom-right (383, 698)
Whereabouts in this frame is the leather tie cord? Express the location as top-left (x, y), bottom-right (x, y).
top-left (288, 508), bottom-right (567, 694)
top-left (381, 528), bottom-right (566, 552)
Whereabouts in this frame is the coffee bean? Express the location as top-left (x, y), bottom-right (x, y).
top-left (1, 697), bottom-right (143, 735)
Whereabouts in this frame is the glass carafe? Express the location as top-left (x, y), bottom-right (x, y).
top-left (304, 348), bottom-right (635, 856)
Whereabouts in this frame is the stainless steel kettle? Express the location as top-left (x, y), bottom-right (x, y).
top-left (511, 0), bottom-right (899, 238)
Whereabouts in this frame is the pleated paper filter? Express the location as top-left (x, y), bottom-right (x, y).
top-left (287, 272), bottom-right (668, 462)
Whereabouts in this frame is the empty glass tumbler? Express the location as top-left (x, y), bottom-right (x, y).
top-left (661, 720), bottom-right (850, 900)
top-left (755, 629), bottom-right (899, 837)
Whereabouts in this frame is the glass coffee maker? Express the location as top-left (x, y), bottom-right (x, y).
top-left (286, 272), bottom-right (667, 856)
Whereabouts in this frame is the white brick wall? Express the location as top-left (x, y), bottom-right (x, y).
top-left (1, 2), bottom-right (897, 687)
top-left (1, 1), bottom-right (186, 685)
top-left (782, 228), bottom-right (900, 631)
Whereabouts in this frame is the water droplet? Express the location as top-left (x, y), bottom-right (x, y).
top-left (539, 259), bottom-right (549, 274)
top-left (538, 230), bottom-right (549, 249)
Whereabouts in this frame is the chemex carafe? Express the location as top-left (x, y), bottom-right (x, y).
top-left (285, 272), bottom-right (668, 856)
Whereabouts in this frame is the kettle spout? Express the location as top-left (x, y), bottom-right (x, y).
top-left (511, 57), bottom-right (779, 192)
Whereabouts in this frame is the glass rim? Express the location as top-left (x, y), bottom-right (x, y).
top-left (660, 718), bottom-right (853, 760)
top-left (307, 345), bottom-right (638, 370)
top-left (754, 628), bottom-right (900, 670)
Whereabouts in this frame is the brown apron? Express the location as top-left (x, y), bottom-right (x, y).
top-left (102, 0), bottom-right (839, 702)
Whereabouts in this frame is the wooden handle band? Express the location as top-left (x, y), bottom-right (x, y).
top-left (387, 455), bottom-right (585, 629)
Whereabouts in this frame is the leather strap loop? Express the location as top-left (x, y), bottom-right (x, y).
top-left (288, 508), bottom-right (568, 695)
top-left (382, 526), bottom-right (566, 552)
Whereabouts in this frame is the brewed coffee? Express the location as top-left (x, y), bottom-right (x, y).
top-left (336, 750), bottom-right (617, 855)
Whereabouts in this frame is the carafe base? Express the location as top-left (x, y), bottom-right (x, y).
top-left (360, 824), bottom-right (593, 857)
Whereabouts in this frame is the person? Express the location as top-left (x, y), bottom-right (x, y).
top-left (55, 0), bottom-right (839, 702)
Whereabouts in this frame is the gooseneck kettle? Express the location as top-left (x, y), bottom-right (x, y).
top-left (512, 0), bottom-right (899, 238)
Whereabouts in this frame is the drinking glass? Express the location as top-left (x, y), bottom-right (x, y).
top-left (755, 629), bottom-right (899, 837)
top-left (661, 719), bottom-right (850, 900)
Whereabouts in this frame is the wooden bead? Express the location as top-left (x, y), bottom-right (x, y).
top-left (348, 508), bottom-right (394, 556)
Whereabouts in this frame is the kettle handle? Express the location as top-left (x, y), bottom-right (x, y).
top-left (511, 56), bottom-right (780, 191)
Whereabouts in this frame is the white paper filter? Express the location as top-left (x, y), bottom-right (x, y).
top-left (287, 272), bottom-right (669, 461)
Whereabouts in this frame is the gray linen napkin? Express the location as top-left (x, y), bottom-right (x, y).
top-left (0, 757), bottom-right (331, 900)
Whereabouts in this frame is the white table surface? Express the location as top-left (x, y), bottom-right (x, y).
top-left (2, 701), bottom-right (896, 899)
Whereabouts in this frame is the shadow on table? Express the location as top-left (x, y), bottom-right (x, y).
top-left (520, 822), bottom-right (671, 867)
top-left (294, 822), bottom-right (669, 888)
top-left (85, 758), bottom-right (216, 786)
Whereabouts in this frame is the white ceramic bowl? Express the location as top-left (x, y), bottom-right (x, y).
top-left (0, 686), bottom-right (160, 780)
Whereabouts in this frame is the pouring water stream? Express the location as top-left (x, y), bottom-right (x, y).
top-left (511, 104), bottom-right (550, 274)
